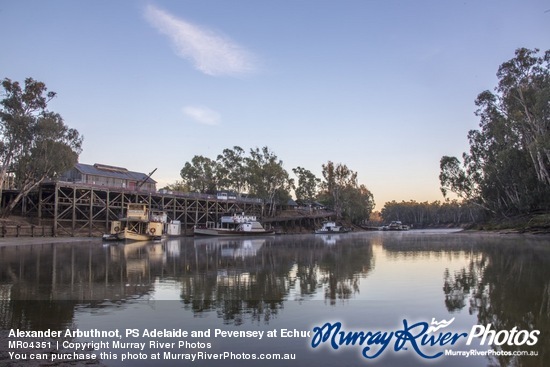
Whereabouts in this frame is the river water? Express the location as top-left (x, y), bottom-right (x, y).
top-left (0, 230), bottom-right (548, 366)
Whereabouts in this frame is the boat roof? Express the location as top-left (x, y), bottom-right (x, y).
top-left (74, 163), bottom-right (156, 183)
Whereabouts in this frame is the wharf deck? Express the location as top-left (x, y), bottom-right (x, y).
top-left (2, 182), bottom-right (333, 237)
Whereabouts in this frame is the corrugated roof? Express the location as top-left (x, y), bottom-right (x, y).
top-left (74, 163), bottom-right (157, 183)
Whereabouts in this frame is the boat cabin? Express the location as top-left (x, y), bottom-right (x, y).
top-left (236, 221), bottom-right (266, 232)
top-left (126, 204), bottom-right (148, 220)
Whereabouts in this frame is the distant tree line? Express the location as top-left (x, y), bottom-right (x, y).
top-left (380, 200), bottom-right (486, 227)
top-left (168, 147), bottom-right (375, 223)
top-left (440, 48), bottom-right (550, 218)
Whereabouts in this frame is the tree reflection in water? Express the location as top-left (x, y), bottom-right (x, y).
top-left (442, 237), bottom-right (550, 366)
top-left (1, 232), bottom-right (548, 367)
top-left (0, 237), bottom-right (374, 330)
top-left (179, 236), bottom-right (374, 323)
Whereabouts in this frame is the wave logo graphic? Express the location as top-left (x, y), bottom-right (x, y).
top-left (427, 318), bottom-right (455, 333)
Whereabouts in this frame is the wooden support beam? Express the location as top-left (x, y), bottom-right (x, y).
top-left (53, 183), bottom-right (58, 236)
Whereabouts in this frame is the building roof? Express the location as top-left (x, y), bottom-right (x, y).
top-left (74, 163), bottom-right (157, 183)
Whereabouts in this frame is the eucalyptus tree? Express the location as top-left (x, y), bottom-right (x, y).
top-left (341, 184), bottom-right (375, 225)
top-left (179, 155), bottom-right (219, 193)
top-left (0, 78), bottom-right (82, 216)
top-left (216, 146), bottom-right (247, 195)
top-left (162, 180), bottom-right (190, 192)
top-left (496, 48), bottom-right (550, 185)
top-left (292, 166), bottom-right (320, 202)
top-left (440, 48), bottom-right (550, 216)
top-left (318, 161), bottom-right (375, 223)
top-left (320, 161), bottom-right (358, 219)
top-left (246, 146), bottom-right (293, 216)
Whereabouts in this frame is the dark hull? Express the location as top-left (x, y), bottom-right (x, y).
top-left (194, 228), bottom-right (275, 236)
top-left (315, 229), bottom-right (350, 234)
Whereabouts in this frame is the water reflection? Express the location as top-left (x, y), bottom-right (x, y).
top-left (0, 235), bottom-right (374, 325)
top-left (0, 231), bottom-right (549, 366)
top-left (381, 231), bottom-right (550, 366)
top-left (441, 237), bottom-right (550, 366)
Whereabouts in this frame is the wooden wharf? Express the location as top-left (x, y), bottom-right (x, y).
top-left (4, 182), bottom-right (266, 237)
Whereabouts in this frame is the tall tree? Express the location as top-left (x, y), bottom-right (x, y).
top-left (495, 48), bottom-right (550, 185)
top-left (342, 184), bottom-right (375, 225)
top-left (0, 78), bottom-right (82, 216)
top-left (320, 161), bottom-right (358, 219)
top-left (216, 146), bottom-right (247, 194)
top-left (246, 147), bottom-right (293, 216)
top-left (440, 48), bottom-right (550, 216)
top-left (292, 166), bottom-right (320, 202)
top-left (180, 155), bottom-right (219, 193)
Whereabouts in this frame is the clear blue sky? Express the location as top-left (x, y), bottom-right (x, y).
top-left (2, 1), bottom-right (549, 209)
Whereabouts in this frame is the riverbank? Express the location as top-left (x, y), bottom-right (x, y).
top-left (463, 213), bottom-right (550, 235)
top-left (1, 212), bottom-right (549, 245)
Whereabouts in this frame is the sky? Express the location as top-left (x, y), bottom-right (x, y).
top-left (2, 0), bottom-right (549, 210)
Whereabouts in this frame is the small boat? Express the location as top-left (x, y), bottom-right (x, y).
top-left (194, 213), bottom-right (274, 237)
top-left (381, 221), bottom-right (410, 231)
top-left (315, 221), bottom-right (350, 234)
top-left (103, 204), bottom-right (166, 241)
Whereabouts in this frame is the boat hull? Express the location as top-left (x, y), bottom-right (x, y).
top-left (102, 233), bottom-right (120, 241)
top-left (117, 229), bottom-right (160, 241)
top-left (315, 229), bottom-right (350, 234)
top-left (194, 227), bottom-right (274, 237)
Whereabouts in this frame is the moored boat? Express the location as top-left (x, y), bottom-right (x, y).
top-left (103, 203), bottom-right (166, 241)
top-left (194, 213), bottom-right (274, 237)
top-left (314, 221), bottom-right (350, 234)
top-left (381, 221), bottom-right (410, 231)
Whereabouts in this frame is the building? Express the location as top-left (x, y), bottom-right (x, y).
top-left (59, 163), bottom-right (157, 192)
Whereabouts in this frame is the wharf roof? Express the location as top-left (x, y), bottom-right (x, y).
top-left (74, 163), bottom-right (157, 183)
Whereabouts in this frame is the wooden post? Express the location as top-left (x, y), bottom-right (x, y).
top-left (89, 187), bottom-right (93, 237)
top-left (72, 186), bottom-right (76, 236)
top-left (106, 189), bottom-right (110, 232)
top-left (184, 199), bottom-right (188, 235)
top-left (53, 183), bottom-right (58, 237)
top-left (38, 184), bottom-right (42, 226)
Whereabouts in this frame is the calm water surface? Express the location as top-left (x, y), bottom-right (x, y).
top-left (1, 230), bottom-right (548, 366)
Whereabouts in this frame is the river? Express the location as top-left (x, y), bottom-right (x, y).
top-left (1, 230), bottom-right (548, 366)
